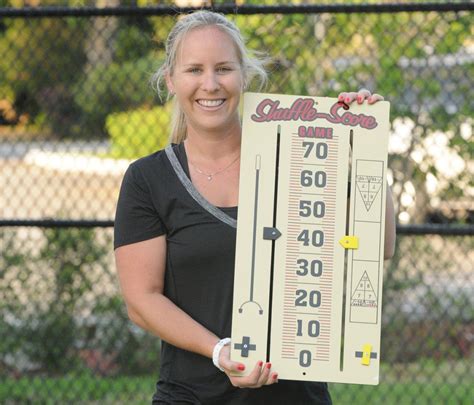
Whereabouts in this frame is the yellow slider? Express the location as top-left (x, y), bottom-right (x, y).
top-left (339, 235), bottom-right (359, 249)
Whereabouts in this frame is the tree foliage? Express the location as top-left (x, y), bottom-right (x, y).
top-left (235, 9), bottom-right (472, 223)
top-left (0, 5), bottom-right (471, 221)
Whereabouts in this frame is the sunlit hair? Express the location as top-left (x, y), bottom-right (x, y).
top-left (151, 10), bottom-right (268, 144)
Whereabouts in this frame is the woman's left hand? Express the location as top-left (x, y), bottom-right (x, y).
top-left (338, 88), bottom-right (384, 105)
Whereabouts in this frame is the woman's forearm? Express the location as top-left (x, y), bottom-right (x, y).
top-left (127, 292), bottom-right (219, 359)
top-left (116, 237), bottom-right (220, 360)
top-left (384, 186), bottom-right (396, 259)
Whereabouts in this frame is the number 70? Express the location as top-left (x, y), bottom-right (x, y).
top-left (303, 141), bottom-right (328, 159)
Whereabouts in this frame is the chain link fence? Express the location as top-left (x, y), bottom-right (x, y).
top-left (1, 2), bottom-right (473, 404)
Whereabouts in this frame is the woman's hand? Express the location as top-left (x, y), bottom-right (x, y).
top-left (338, 88), bottom-right (384, 105)
top-left (218, 344), bottom-right (278, 388)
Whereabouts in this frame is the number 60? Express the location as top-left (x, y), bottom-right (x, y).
top-left (300, 170), bottom-right (327, 188)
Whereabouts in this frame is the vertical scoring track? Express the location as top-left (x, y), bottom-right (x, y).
top-left (282, 133), bottom-right (340, 362)
top-left (270, 123), bottom-right (349, 379)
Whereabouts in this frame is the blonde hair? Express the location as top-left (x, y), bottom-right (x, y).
top-left (151, 10), bottom-right (268, 144)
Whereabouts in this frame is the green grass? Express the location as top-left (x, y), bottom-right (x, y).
top-left (0, 372), bottom-right (154, 404)
top-left (329, 382), bottom-right (472, 405)
top-left (330, 359), bottom-right (473, 405)
top-left (1, 359), bottom-right (472, 404)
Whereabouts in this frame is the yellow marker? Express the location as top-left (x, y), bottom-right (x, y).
top-left (361, 344), bottom-right (372, 365)
top-left (339, 235), bottom-right (359, 249)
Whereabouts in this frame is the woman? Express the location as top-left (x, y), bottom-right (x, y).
top-left (114, 10), bottom-right (396, 404)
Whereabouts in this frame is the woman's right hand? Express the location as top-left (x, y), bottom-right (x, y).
top-left (218, 344), bottom-right (278, 388)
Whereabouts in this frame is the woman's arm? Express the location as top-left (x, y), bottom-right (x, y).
top-left (115, 236), bottom-right (277, 387)
top-left (116, 236), bottom-right (220, 358)
top-left (384, 186), bottom-right (396, 260)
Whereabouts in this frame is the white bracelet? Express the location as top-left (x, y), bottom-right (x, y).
top-left (212, 338), bottom-right (231, 372)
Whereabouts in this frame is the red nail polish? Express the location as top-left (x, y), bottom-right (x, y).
top-left (273, 374), bottom-right (278, 380)
top-left (357, 96), bottom-right (363, 103)
top-left (338, 101), bottom-right (350, 110)
top-left (345, 97), bottom-right (351, 103)
top-left (258, 361), bottom-right (263, 367)
top-left (237, 364), bottom-right (245, 371)
top-left (266, 362), bottom-right (272, 369)
top-left (338, 95), bottom-right (344, 101)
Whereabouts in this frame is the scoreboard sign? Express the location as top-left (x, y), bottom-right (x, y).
top-left (231, 92), bottom-right (390, 385)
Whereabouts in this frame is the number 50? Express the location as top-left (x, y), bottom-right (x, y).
top-left (299, 200), bottom-right (325, 218)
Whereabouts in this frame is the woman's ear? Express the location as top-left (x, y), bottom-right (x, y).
top-left (165, 71), bottom-right (174, 95)
top-left (241, 72), bottom-right (247, 92)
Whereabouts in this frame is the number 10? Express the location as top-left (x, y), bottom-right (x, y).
top-left (297, 319), bottom-right (320, 337)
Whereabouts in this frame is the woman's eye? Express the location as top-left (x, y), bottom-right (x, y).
top-left (217, 66), bottom-right (232, 73)
top-left (188, 67), bottom-right (201, 74)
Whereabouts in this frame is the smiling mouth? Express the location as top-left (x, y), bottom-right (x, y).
top-left (196, 99), bottom-right (225, 107)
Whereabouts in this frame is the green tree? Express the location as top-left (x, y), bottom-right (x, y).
top-left (0, 17), bottom-right (89, 136)
top-left (235, 7), bottom-right (472, 223)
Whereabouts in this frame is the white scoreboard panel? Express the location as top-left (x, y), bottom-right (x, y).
top-left (231, 93), bottom-right (390, 385)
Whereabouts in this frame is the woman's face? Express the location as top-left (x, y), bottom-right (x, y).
top-left (167, 26), bottom-right (244, 137)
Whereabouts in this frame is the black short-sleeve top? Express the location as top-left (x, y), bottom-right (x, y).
top-left (114, 143), bottom-right (331, 404)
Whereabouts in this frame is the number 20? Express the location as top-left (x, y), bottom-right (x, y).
top-left (295, 289), bottom-right (321, 307)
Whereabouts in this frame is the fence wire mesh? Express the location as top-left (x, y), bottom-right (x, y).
top-left (0, 2), bottom-right (473, 404)
top-left (1, 229), bottom-right (472, 403)
top-left (0, 4), bottom-right (472, 223)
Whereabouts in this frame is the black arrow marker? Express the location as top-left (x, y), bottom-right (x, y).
top-left (263, 227), bottom-right (282, 240)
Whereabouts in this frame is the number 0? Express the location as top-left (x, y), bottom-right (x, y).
top-left (299, 350), bottom-right (312, 367)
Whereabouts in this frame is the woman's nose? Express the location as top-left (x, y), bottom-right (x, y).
top-left (201, 72), bottom-right (220, 92)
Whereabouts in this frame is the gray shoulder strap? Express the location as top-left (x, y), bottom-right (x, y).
top-left (165, 145), bottom-right (237, 229)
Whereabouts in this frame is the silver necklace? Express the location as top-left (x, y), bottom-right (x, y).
top-left (189, 154), bottom-right (240, 181)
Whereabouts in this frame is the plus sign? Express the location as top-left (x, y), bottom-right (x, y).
top-left (355, 344), bottom-right (377, 366)
top-left (234, 336), bottom-right (256, 358)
